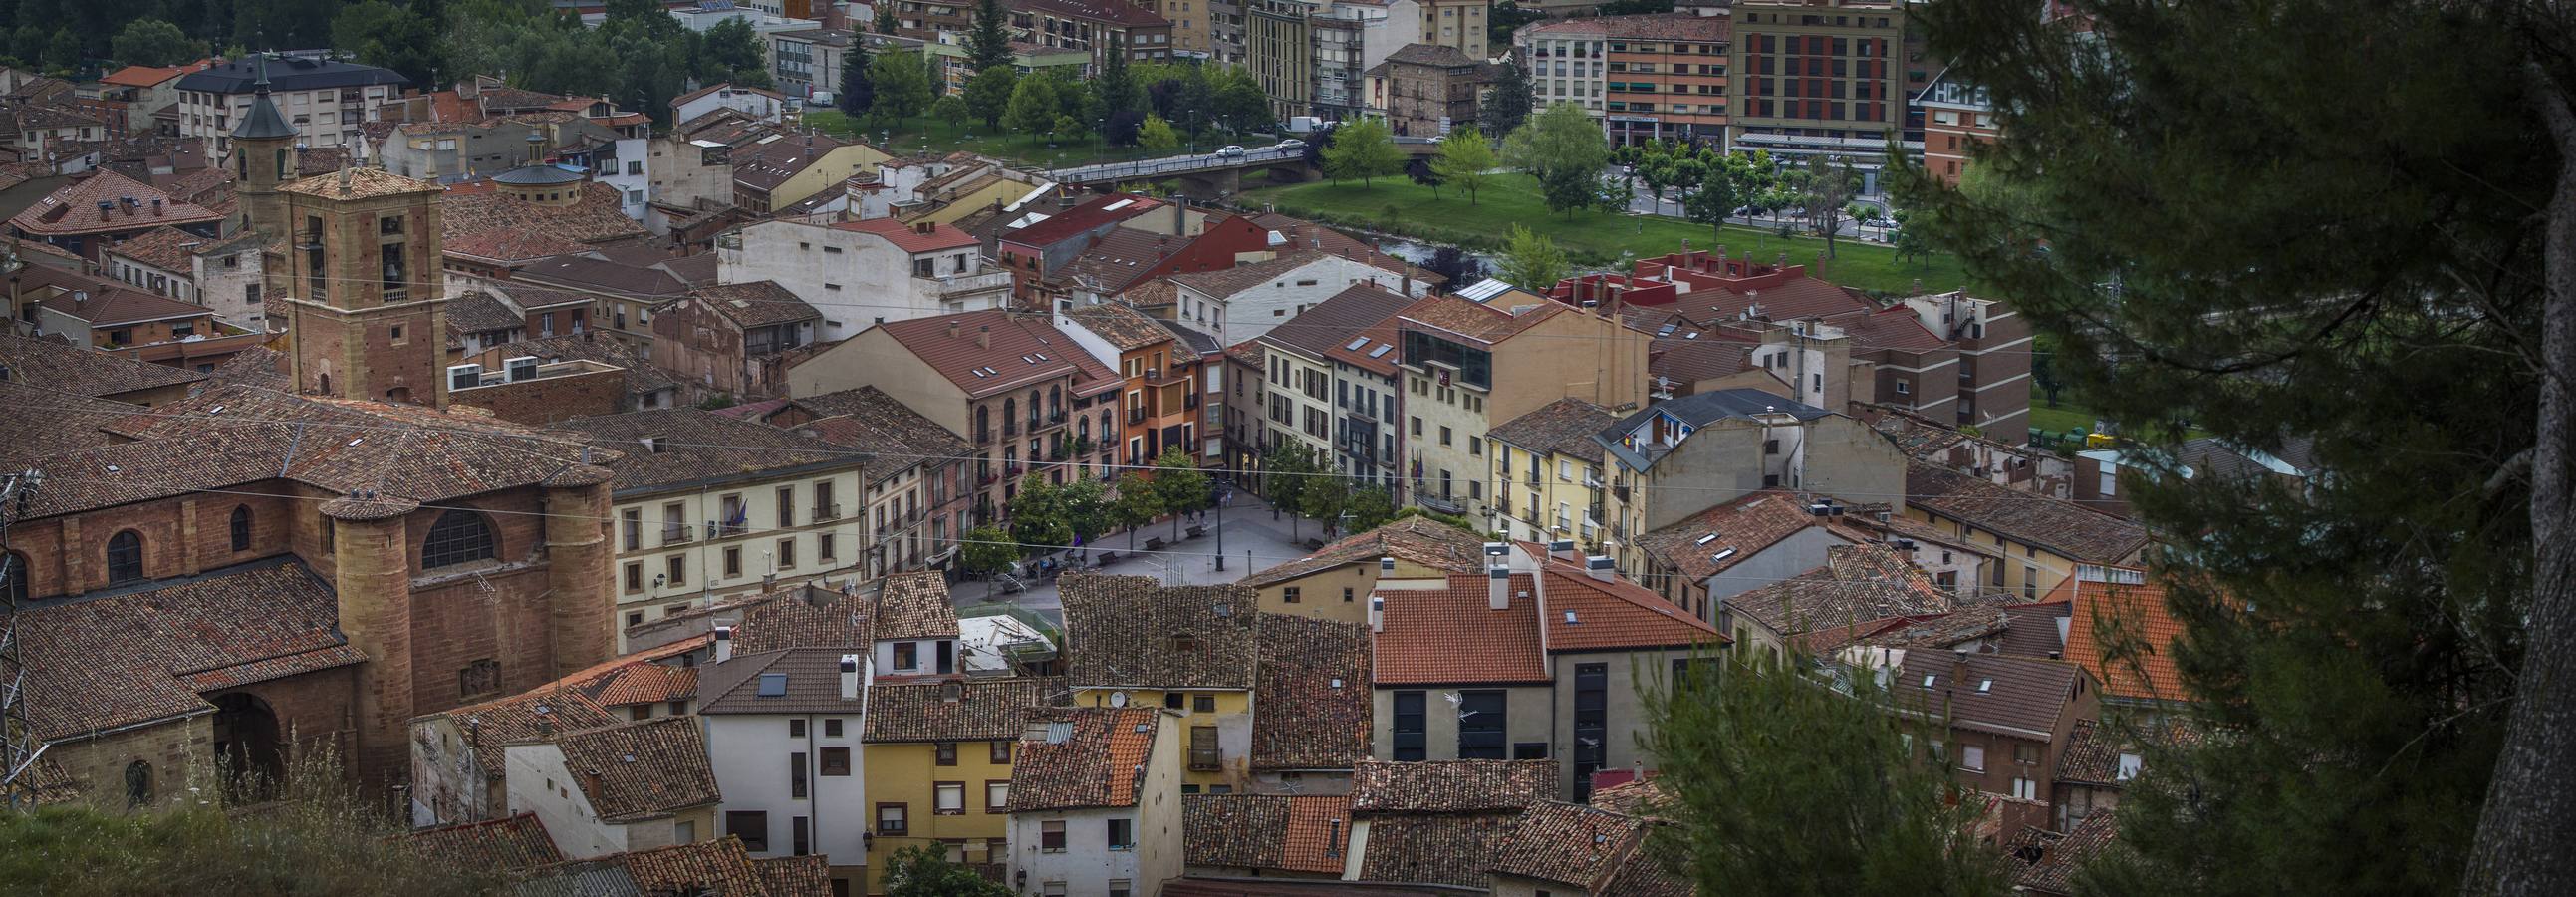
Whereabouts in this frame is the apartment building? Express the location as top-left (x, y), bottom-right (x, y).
top-left (1004, 707), bottom-right (1186, 897)
top-left (1059, 302), bottom-right (1203, 470)
top-left (1247, 0), bottom-right (1317, 119)
top-left (1252, 282), bottom-right (1416, 492)
top-left (1917, 67), bottom-right (1997, 185)
top-left (1486, 398), bottom-right (1621, 552)
top-left (743, 387), bottom-right (981, 578)
top-left (1516, 19), bottom-right (1605, 117)
top-left (1516, 14), bottom-right (1729, 146)
top-left (773, 29), bottom-right (860, 101)
top-left (1060, 575), bottom-right (1259, 793)
top-left (1364, 43), bottom-right (1493, 138)
top-left (717, 216), bottom-right (1013, 342)
top-left (560, 409), bottom-right (873, 649)
top-left (863, 676), bottom-right (1059, 893)
top-left (1395, 295), bottom-right (1647, 519)
top-left (1595, 389), bottom-right (1906, 577)
top-left (1727, 0), bottom-right (1926, 177)
top-left (173, 55), bottom-right (408, 155)
top-left (1008, 0), bottom-right (1177, 75)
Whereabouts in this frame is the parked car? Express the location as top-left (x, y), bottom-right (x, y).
top-left (1274, 139), bottom-right (1307, 150)
top-left (1216, 145), bottom-right (1247, 156)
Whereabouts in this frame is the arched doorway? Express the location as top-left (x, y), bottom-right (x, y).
top-left (211, 692), bottom-right (285, 795)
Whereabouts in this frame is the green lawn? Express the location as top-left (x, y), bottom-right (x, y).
top-left (1240, 172), bottom-right (1973, 296)
top-left (2027, 401), bottom-right (2107, 440)
top-left (801, 110), bottom-right (1274, 171)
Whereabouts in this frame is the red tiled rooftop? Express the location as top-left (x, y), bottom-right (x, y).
top-left (834, 215), bottom-right (981, 253)
top-left (1373, 572), bottom-right (1548, 685)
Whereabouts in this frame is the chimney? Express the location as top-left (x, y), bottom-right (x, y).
top-left (976, 324), bottom-right (990, 349)
top-left (1369, 593), bottom-right (1386, 632)
top-left (1584, 555), bottom-right (1616, 582)
top-left (805, 582), bottom-right (831, 607)
top-left (714, 625), bottom-right (734, 663)
top-left (1380, 555), bottom-right (1395, 574)
top-left (947, 318), bottom-right (961, 339)
top-left (1487, 564), bottom-right (1511, 610)
top-left (839, 654), bottom-right (862, 700)
top-left (151, 198), bottom-right (162, 216)
top-left (1548, 538), bottom-right (1576, 562)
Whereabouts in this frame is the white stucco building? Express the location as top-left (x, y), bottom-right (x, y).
top-left (1005, 707), bottom-right (1186, 897)
top-left (1163, 252), bottom-right (1428, 347)
top-left (716, 217), bottom-right (1013, 341)
top-left (502, 717), bottom-right (721, 859)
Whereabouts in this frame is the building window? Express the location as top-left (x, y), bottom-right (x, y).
top-left (1961, 745), bottom-right (1986, 772)
top-left (2010, 777), bottom-right (2037, 800)
top-left (666, 555), bottom-right (686, 585)
top-left (790, 719), bottom-right (807, 738)
top-left (1108, 817), bottom-right (1135, 850)
top-left (1282, 586), bottom-right (1300, 603)
top-left (1392, 690), bottom-right (1426, 761)
top-left (935, 781), bottom-right (966, 814)
top-left (790, 751), bottom-right (808, 798)
top-left (1457, 690), bottom-right (1506, 759)
top-left (421, 510), bottom-right (496, 568)
top-left (125, 760), bottom-right (152, 807)
top-left (726, 811), bottom-right (768, 851)
top-left (724, 547), bottom-right (742, 577)
top-left (825, 719), bottom-right (843, 738)
top-left (935, 742), bottom-right (957, 765)
top-left (228, 505), bottom-right (253, 552)
top-left (1040, 819), bottom-right (1067, 851)
top-left (1189, 725), bottom-right (1219, 770)
top-left (991, 740), bottom-right (1013, 764)
top-left (792, 815), bottom-right (811, 855)
top-left (778, 537), bottom-right (796, 569)
top-left (821, 747), bottom-right (851, 775)
top-left (625, 562), bottom-right (644, 592)
top-left (987, 780), bottom-right (1011, 811)
top-left (897, 642), bottom-right (919, 671)
top-left (877, 803), bottom-right (908, 835)
top-left (105, 530), bottom-right (144, 583)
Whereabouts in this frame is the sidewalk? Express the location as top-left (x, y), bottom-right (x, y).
top-left (959, 492), bottom-right (1334, 625)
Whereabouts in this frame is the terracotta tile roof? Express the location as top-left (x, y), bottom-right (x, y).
top-left (866, 675), bottom-right (1063, 742)
top-left (698, 648), bottom-right (872, 715)
top-left (790, 386), bottom-right (976, 473)
top-left (1398, 293), bottom-right (1561, 345)
top-left (1117, 279), bottom-right (1178, 310)
top-left (443, 227), bottom-right (594, 265)
top-left (1355, 814), bottom-right (1519, 887)
top-left (875, 571), bottom-right (961, 640)
top-left (1254, 281), bottom-right (1412, 371)
top-left (1489, 398), bottom-right (1620, 465)
top-left (1529, 553), bottom-right (1724, 652)
top-left (2016, 812), bottom-right (2114, 896)
top-left (274, 165), bottom-right (441, 200)
top-left (1004, 193), bottom-right (1169, 248)
top-left (16, 559), bottom-right (359, 741)
top-left (37, 285), bottom-right (209, 327)
top-left (834, 215), bottom-right (981, 253)
top-left (1060, 574), bottom-right (1258, 690)
top-left (590, 663), bottom-right (700, 708)
top-left (1586, 776), bottom-right (1670, 820)
top-left (753, 855), bottom-right (833, 897)
top-left (1373, 572), bottom-right (1549, 685)
top-left (443, 181), bottom-right (648, 246)
top-left (1240, 212), bottom-right (1441, 285)
top-left (731, 586), bottom-right (881, 653)
top-left (0, 379), bottom-right (134, 466)
top-left (690, 280), bottom-right (821, 329)
top-left (406, 813), bottom-right (567, 871)
top-left (1724, 543), bottom-right (1952, 636)
top-left (1487, 801), bottom-right (1652, 889)
top-left (1674, 270), bottom-right (1873, 323)
top-left (874, 309), bottom-right (1090, 399)
top-left (448, 290), bottom-right (528, 336)
top-left (1380, 43), bottom-right (1484, 68)
top-left (1636, 490), bottom-right (1846, 583)
top-left (2054, 719), bottom-right (2121, 785)
top-left (1241, 516), bottom-right (1486, 588)
top-left (484, 333), bottom-right (684, 398)
top-left (1351, 759), bottom-right (1558, 814)
top-left (556, 407), bottom-right (855, 494)
top-left (1058, 227), bottom-right (1189, 292)
top-left (1007, 706), bottom-right (1161, 811)
top-left (421, 686), bottom-right (622, 779)
top-left (102, 61), bottom-right (214, 88)
top-left (512, 254), bottom-right (688, 299)
top-left (1600, 853), bottom-right (1695, 897)
top-left (1906, 463), bottom-right (2149, 563)
top-left (1251, 615), bottom-right (1372, 770)
top-left (541, 717), bottom-right (721, 821)
top-left (656, 253), bottom-right (722, 288)
top-left (2053, 575), bottom-right (2190, 703)
top-left (1170, 251), bottom-right (1331, 298)
top-left (612, 836), bottom-right (771, 897)
top-left (0, 330), bottom-right (203, 398)
top-left (733, 134), bottom-right (863, 193)
top-left (1890, 651), bottom-right (2084, 741)
top-left (1062, 301), bottom-right (1175, 352)
top-left (1182, 794), bottom-right (1353, 873)
top-left (7, 169), bottom-right (223, 237)
top-left (103, 225), bottom-right (211, 271)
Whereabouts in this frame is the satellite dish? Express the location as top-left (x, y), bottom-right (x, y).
top-left (1110, 692), bottom-right (1128, 708)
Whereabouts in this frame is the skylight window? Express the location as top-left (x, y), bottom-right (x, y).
top-left (1345, 337), bottom-right (1371, 350)
top-left (756, 673), bottom-right (787, 697)
top-left (1976, 679), bottom-right (1993, 693)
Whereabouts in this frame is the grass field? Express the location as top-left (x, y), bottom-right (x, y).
top-left (801, 110), bottom-right (1275, 171)
top-left (1241, 172), bottom-right (1973, 296)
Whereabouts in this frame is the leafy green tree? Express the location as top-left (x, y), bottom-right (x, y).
top-left (1211, 67), bottom-right (1272, 134)
top-left (875, 3), bottom-right (898, 35)
top-left (963, 0), bottom-right (1013, 73)
top-left (39, 25), bottom-right (73, 71)
top-left (1505, 102), bottom-right (1611, 216)
top-left (1346, 485), bottom-right (1397, 532)
top-left (1296, 462), bottom-right (1350, 537)
top-left (698, 18), bottom-right (775, 89)
top-left (1140, 114), bottom-right (1180, 153)
top-left (1112, 470), bottom-right (1165, 550)
top-left (1479, 61), bottom-right (1534, 139)
top-left (1323, 116), bottom-right (1404, 186)
top-left (1430, 126), bottom-right (1497, 204)
top-left (1500, 223), bottom-right (1568, 293)
top-left (1058, 476), bottom-right (1112, 554)
top-left (1680, 170), bottom-right (1740, 245)
top-left (1798, 154), bottom-right (1863, 258)
top-left (960, 525), bottom-right (1016, 598)
top-left (883, 843), bottom-right (1013, 897)
top-left (930, 95), bottom-right (967, 135)
top-left (868, 50), bottom-right (933, 124)
top-left (1638, 154), bottom-right (1678, 214)
top-left (1005, 74), bottom-right (1060, 135)
top-left (1051, 113), bottom-right (1086, 142)
top-left (1260, 440), bottom-right (1317, 540)
top-left (1904, 0), bottom-right (2576, 892)
top-left (1151, 448), bottom-right (1210, 541)
top-left (1096, 35), bottom-right (1141, 117)
top-left (1642, 651), bottom-right (2011, 897)
top-left (964, 65), bottom-right (1017, 129)
top-left (10, 23), bottom-right (42, 67)
top-left (840, 35), bottom-right (876, 118)
top-left (1007, 478), bottom-right (1072, 556)
top-left (110, 17), bottom-right (205, 67)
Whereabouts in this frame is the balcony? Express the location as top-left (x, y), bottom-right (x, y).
top-left (1003, 422), bottom-right (1020, 438)
top-left (813, 504), bottom-right (842, 523)
top-left (928, 268), bottom-right (1014, 298)
top-left (975, 429), bottom-right (993, 445)
top-left (1145, 366), bottom-right (1188, 386)
top-left (1128, 409), bottom-right (1149, 426)
top-left (660, 523), bottom-right (695, 545)
top-left (1612, 483), bottom-right (1631, 502)
top-left (1005, 463), bottom-right (1024, 478)
top-left (709, 520), bottom-right (748, 538)
top-left (1417, 493), bottom-right (1467, 515)
top-left (1188, 748), bottom-right (1221, 771)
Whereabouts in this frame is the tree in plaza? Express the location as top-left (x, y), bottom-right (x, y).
top-left (1798, 154), bottom-right (1863, 258)
top-left (1111, 470), bottom-right (1165, 550)
top-left (964, 65), bottom-right (1017, 130)
top-left (1260, 440), bottom-right (1317, 540)
top-left (883, 843), bottom-right (1013, 897)
top-left (1479, 61), bottom-right (1535, 140)
top-left (1006, 75), bottom-right (1061, 136)
top-left (1323, 117), bottom-right (1404, 186)
top-left (1151, 448), bottom-right (1211, 542)
top-left (868, 50), bottom-right (934, 125)
top-left (1642, 650), bottom-right (2012, 896)
top-left (1345, 485), bottom-right (1397, 533)
top-left (1057, 476), bottom-right (1112, 557)
top-left (1902, 0), bottom-right (2576, 891)
top-left (1430, 126), bottom-right (1497, 204)
top-left (1681, 168), bottom-right (1742, 247)
top-left (839, 33), bottom-right (876, 119)
top-left (963, 0), bottom-right (1013, 73)
top-left (1140, 114), bottom-right (1180, 153)
top-left (1638, 153), bottom-right (1678, 214)
top-left (1296, 462), bottom-right (1350, 538)
top-left (1505, 102), bottom-right (1612, 217)
top-left (1500, 223), bottom-right (1568, 294)
top-left (1007, 478), bottom-right (1073, 556)
top-left (930, 95), bottom-right (967, 135)
top-left (960, 525), bottom-right (1017, 598)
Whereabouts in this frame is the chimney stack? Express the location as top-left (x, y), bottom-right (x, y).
top-left (1548, 538), bottom-right (1576, 562)
top-left (977, 324), bottom-right (990, 349)
top-left (839, 654), bottom-right (862, 700)
top-left (948, 318), bottom-right (961, 339)
top-left (714, 625), bottom-right (734, 663)
top-left (1368, 593), bottom-right (1385, 632)
top-left (1584, 555), bottom-right (1616, 582)
top-left (1487, 564), bottom-right (1511, 610)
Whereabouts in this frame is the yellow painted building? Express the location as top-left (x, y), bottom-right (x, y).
top-left (1486, 398), bottom-right (1624, 555)
top-left (1239, 516), bottom-right (1492, 625)
top-left (1059, 575), bottom-right (1262, 793)
top-left (861, 676), bottom-right (1060, 894)
top-left (1904, 464), bottom-right (2151, 602)
top-left (1070, 687), bottom-right (1251, 792)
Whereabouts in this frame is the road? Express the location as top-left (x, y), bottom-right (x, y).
top-left (1047, 145), bottom-right (1305, 184)
top-left (949, 492), bottom-right (1333, 626)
